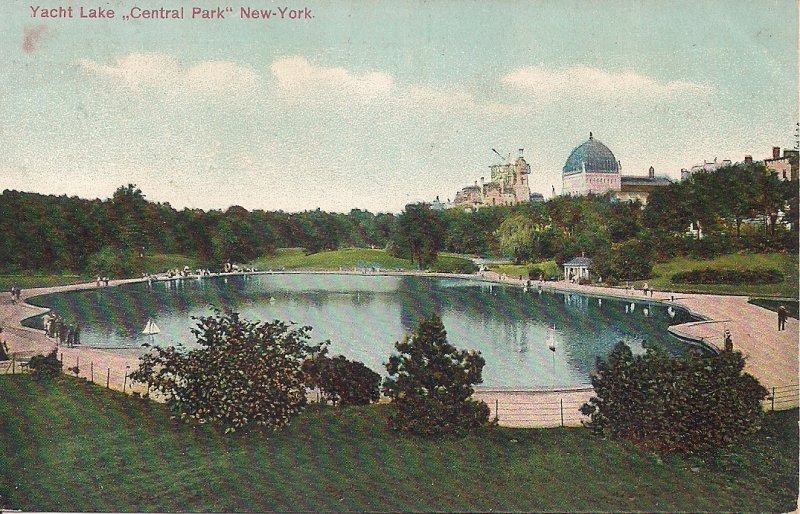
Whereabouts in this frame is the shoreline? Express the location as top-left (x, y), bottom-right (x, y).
top-left (2, 270), bottom-right (797, 427)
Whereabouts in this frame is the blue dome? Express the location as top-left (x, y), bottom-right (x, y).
top-left (563, 133), bottom-right (619, 175)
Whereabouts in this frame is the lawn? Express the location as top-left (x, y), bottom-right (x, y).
top-left (488, 261), bottom-right (560, 280)
top-left (0, 274), bottom-right (89, 291)
top-left (0, 375), bottom-right (796, 512)
top-left (637, 253), bottom-right (799, 298)
top-left (252, 248), bottom-right (476, 273)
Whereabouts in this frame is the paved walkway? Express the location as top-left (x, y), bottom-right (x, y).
top-left (1, 272), bottom-right (797, 427)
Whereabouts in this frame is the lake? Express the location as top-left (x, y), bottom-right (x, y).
top-left (26, 273), bottom-right (705, 389)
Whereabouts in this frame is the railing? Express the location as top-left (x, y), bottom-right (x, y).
top-left (764, 384), bottom-right (799, 411)
top-left (1, 351), bottom-right (146, 395)
top-left (491, 396), bottom-right (588, 427)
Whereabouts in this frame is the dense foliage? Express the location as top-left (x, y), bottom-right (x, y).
top-left (130, 311), bottom-right (322, 433)
top-left (27, 350), bottom-right (62, 379)
top-left (671, 267), bottom-right (784, 285)
top-left (383, 315), bottom-right (490, 437)
top-left (581, 342), bottom-right (768, 453)
top-left (391, 203), bottom-right (446, 269)
top-left (302, 351), bottom-right (381, 406)
top-left (0, 185), bottom-right (396, 274)
top-left (1, 160), bottom-right (795, 278)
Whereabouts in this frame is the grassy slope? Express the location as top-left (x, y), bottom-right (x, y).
top-left (0, 376), bottom-right (797, 513)
top-left (641, 253), bottom-right (799, 298)
top-left (488, 261), bottom-right (560, 280)
top-left (0, 274), bottom-right (88, 291)
top-left (252, 248), bottom-right (474, 273)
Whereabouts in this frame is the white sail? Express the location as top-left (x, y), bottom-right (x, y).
top-left (547, 324), bottom-right (557, 352)
top-left (142, 319), bottom-right (160, 335)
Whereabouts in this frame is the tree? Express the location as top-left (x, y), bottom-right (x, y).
top-left (496, 215), bottom-right (537, 264)
top-left (580, 342), bottom-right (768, 453)
top-left (303, 351), bottom-right (381, 406)
top-left (392, 203), bottom-right (445, 269)
top-left (383, 315), bottom-right (490, 437)
top-left (130, 311), bottom-right (322, 433)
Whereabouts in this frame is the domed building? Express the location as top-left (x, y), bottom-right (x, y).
top-left (562, 132), bottom-right (621, 196)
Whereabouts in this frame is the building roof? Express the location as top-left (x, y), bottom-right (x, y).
top-left (563, 133), bottom-right (619, 176)
top-left (564, 256), bottom-right (592, 267)
top-left (620, 175), bottom-right (673, 186)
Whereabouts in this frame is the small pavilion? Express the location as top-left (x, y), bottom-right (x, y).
top-left (563, 256), bottom-right (592, 281)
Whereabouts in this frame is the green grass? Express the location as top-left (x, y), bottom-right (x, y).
top-left (640, 253), bottom-right (799, 298)
top-left (139, 253), bottom-right (202, 275)
top-left (252, 248), bottom-right (475, 273)
top-left (1, 375), bottom-right (796, 512)
top-left (749, 298), bottom-right (799, 319)
top-left (488, 261), bottom-right (560, 280)
top-left (0, 274), bottom-right (89, 290)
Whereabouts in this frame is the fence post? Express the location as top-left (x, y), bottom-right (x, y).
top-left (76, 356), bottom-right (80, 377)
top-left (106, 368), bottom-right (110, 389)
top-left (560, 398), bottom-right (564, 427)
top-left (90, 362), bottom-right (94, 383)
top-left (772, 387), bottom-right (775, 411)
top-left (123, 365), bottom-right (129, 393)
top-left (12, 353), bottom-right (15, 374)
top-left (60, 352), bottom-right (63, 371)
top-left (495, 399), bottom-right (499, 422)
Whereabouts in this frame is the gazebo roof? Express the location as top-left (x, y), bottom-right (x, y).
top-left (564, 256), bottom-right (592, 267)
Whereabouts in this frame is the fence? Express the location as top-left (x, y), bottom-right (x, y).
top-left (764, 384), bottom-right (800, 411)
top-left (1, 351), bottom-right (146, 395)
top-left (490, 396), bottom-right (589, 428)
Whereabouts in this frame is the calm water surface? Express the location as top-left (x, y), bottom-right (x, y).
top-left (27, 274), bottom-right (703, 389)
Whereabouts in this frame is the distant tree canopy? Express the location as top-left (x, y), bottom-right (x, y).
top-left (392, 203), bottom-right (446, 269)
top-left (0, 161), bottom-right (795, 275)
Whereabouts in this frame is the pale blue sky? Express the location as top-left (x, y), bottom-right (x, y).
top-left (1, 0), bottom-right (797, 212)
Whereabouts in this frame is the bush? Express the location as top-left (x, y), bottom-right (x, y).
top-left (671, 267), bottom-right (783, 285)
top-left (384, 315), bottom-right (490, 437)
top-left (528, 264), bottom-right (561, 281)
top-left (581, 342), bottom-right (768, 453)
top-left (303, 352), bottom-right (381, 406)
top-left (130, 311), bottom-right (322, 433)
top-left (27, 350), bottom-right (62, 379)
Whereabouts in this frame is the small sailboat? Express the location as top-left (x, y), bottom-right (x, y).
top-left (547, 325), bottom-right (557, 352)
top-left (142, 319), bottom-right (161, 335)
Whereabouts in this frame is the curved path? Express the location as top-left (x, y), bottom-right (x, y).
top-left (1, 272), bottom-right (797, 427)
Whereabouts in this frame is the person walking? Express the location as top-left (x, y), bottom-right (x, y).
top-left (777, 305), bottom-right (788, 331)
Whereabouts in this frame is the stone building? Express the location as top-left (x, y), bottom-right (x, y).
top-left (452, 149), bottom-right (537, 209)
top-left (764, 146), bottom-right (799, 181)
top-left (562, 133), bottom-right (672, 204)
top-left (562, 133), bottom-right (621, 196)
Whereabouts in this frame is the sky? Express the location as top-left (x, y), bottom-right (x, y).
top-left (1, 0), bottom-right (797, 213)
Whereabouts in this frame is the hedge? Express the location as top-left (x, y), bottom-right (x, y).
top-left (671, 267), bottom-right (784, 285)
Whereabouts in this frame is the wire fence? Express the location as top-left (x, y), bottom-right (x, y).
top-left (1, 351), bottom-right (146, 395)
top-left (764, 384), bottom-right (800, 411)
top-left (489, 396), bottom-right (589, 427)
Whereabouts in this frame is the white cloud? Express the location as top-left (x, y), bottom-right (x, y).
top-left (502, 66), bottom-right (711, 99)
top-left (79, 54), bottom-right (260, 95)
top-left (270, 56), bottom-right (394, 104)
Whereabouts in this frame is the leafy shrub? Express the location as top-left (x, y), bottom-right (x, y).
top-left (28, 349), bottom-right (62, 379)
top-left (0, 340), bottom-right (9, 362)
top-left (581, 342), bottom-right (768, 453)
top-left (303, 352), bottom-right (381, 406)
top-left (130, 311), bottom-right (322, 433)
top-left (671, 267), bottom-right (783, 285)
top-left (384, 315), bottom-right (490, 437)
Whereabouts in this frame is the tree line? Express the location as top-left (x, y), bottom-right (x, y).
top-left (1, 160), bottom-right (796, 278)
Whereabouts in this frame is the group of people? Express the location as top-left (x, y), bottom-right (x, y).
top-left (96, 276), bottom-right (110, 287)
top-left (9, 286), bottom-right (22, 303)
top-left (43, 313), bottom-right (81, 347)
